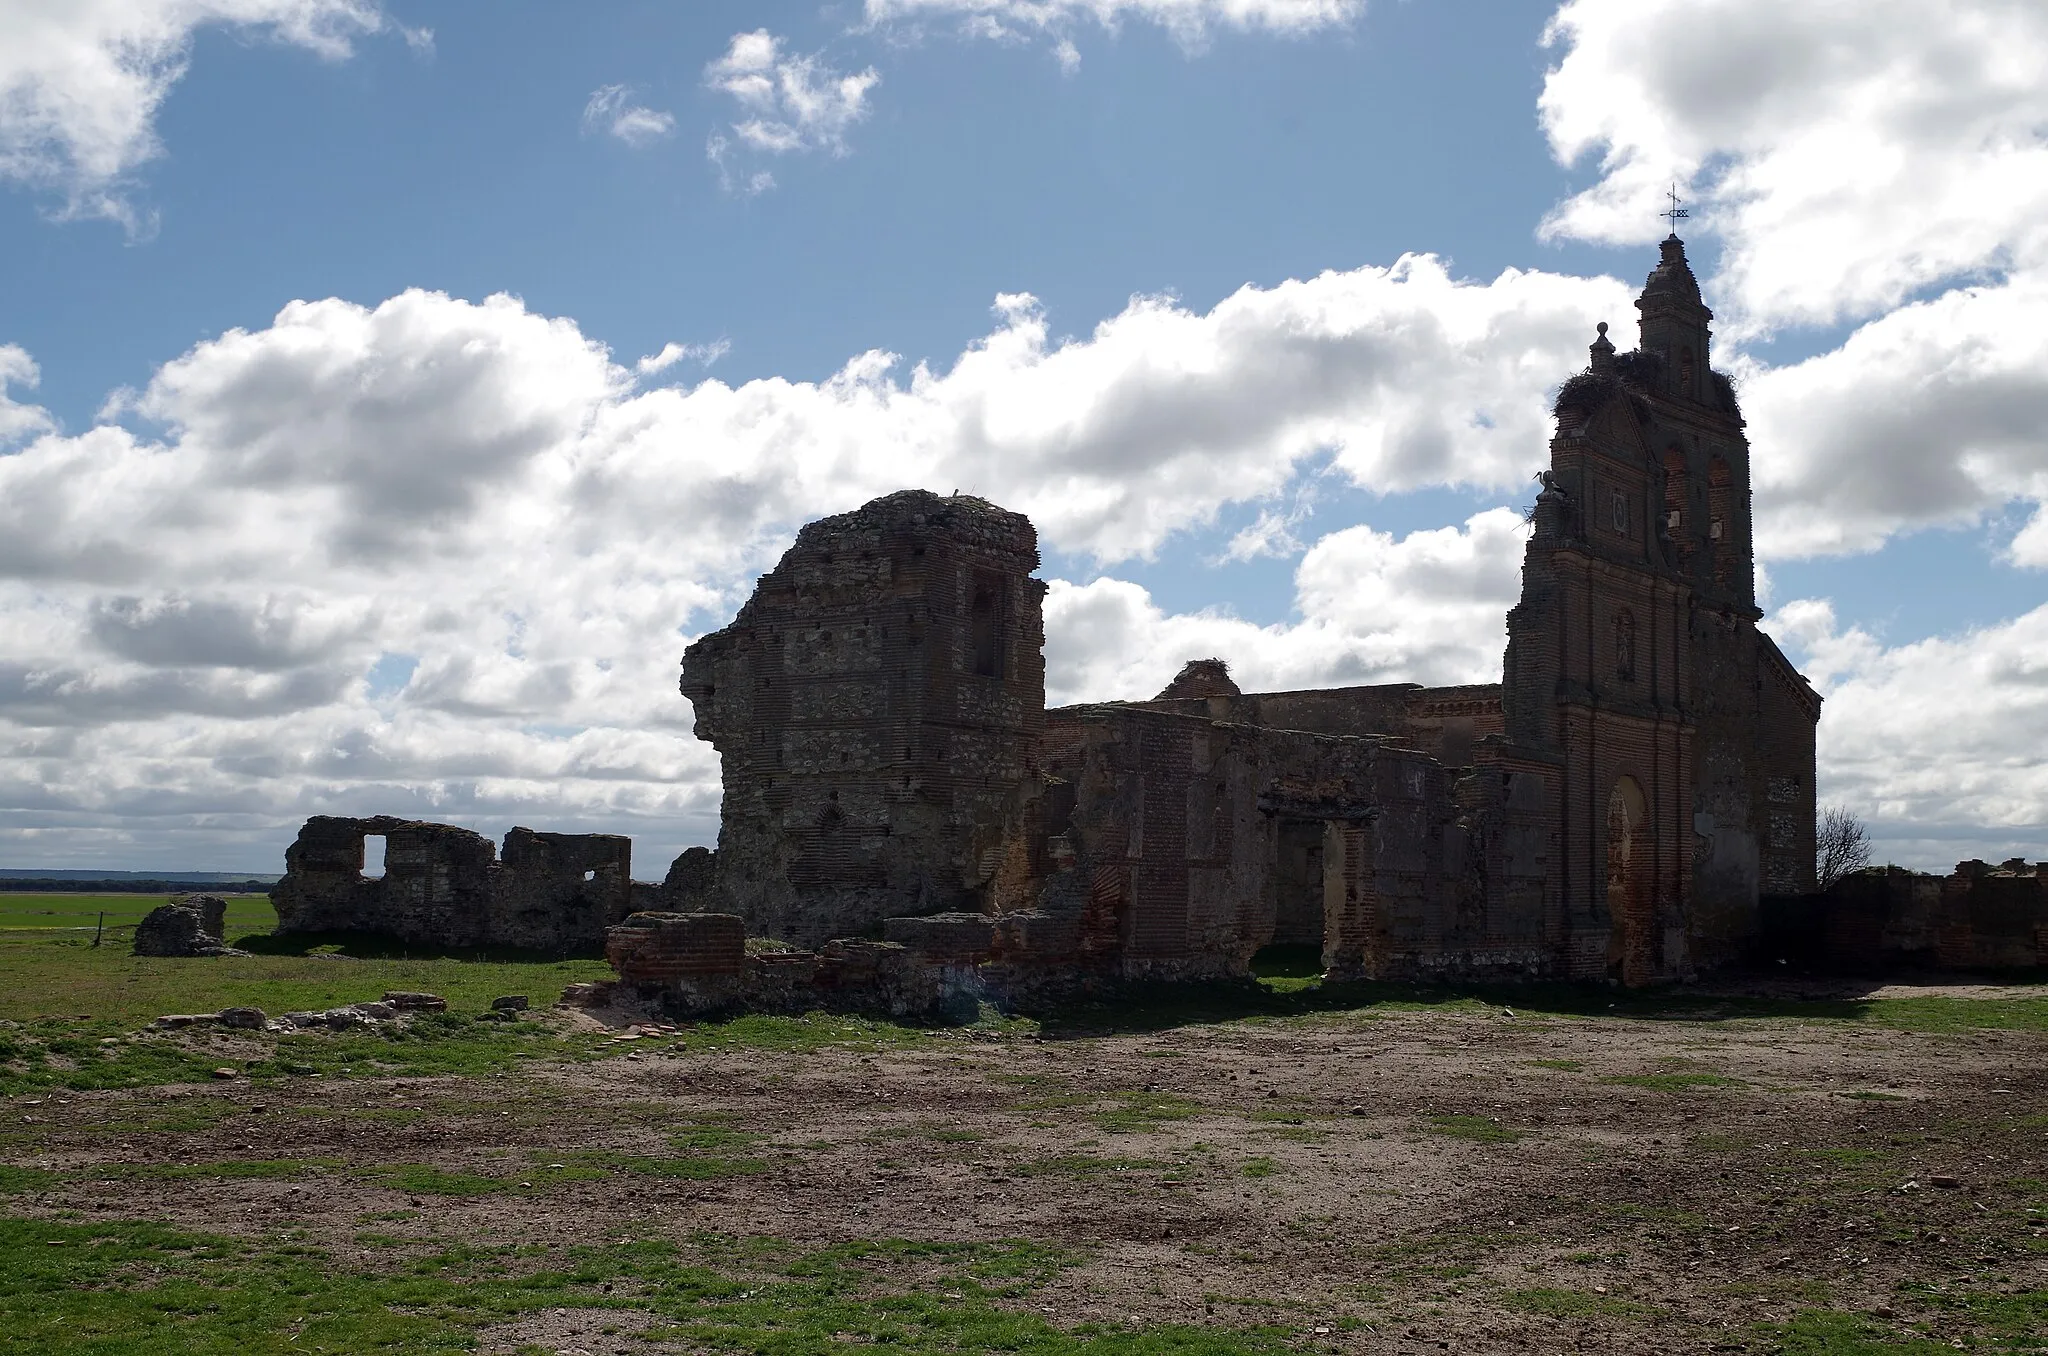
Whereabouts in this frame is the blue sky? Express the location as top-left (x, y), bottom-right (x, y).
top-left (1, 0), bottom-right (2043, 873)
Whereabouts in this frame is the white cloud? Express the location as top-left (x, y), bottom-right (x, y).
top-left (865, 0), bottom-right (1362, 59)
top-left (1772, 598), bottom-right (2048, 870)
top-left (1538, 0), bottom-right (2048, 332)
top-left (582, 84), bottom-right (675, 147)
top-left (1046, 508), bottom-right (1525, 704)
top-left (0, 261), bottom-right (1617, 866)
top-left (0, 0), bottom-right (412, 228)
top-left (1537, 0), bottom-right (2048, 566)
top-left (1744, 275), bottom-right (2048, 560)
top-left (1, 263), bottom-right (2038, 874)
top-left (703, 30), bottom-right (878, 188)
top-left (635, 339), bottom-right (730, 377)
top-left (0, 345), bottom-right (55, 447)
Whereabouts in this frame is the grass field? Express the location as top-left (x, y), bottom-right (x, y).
top-left (2, 908), bottom-right (2045, 1353)
top-left (0, 891), bottom-right (277, 936)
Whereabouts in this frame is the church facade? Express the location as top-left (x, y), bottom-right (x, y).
top-left (676, 236), bottom-right (1820, 987)
top-left (1499, 235), bottom-right (1820, 983)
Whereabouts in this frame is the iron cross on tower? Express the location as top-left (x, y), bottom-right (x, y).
top-left (1663, 183), bottom-right (1689, 235)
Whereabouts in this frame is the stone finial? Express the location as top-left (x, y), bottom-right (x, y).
top-left (1531, 469), bottom-right (1569, 539)
top-left (1589, 321), bottom-right (1616, 374)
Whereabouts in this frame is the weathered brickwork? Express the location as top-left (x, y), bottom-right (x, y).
top-left (270, 815), bottom-right (634, 956)
top-left (1764, 861), bottom-right (2047, 972)
top-left (655, 238), bottom-right (1842, 995)
top-left (1502, 235), bottom-right (1821, 983)
top-left (680, 490), bottom-right (1046, 947)
top-left (603, 910), bottom-right (980, 1020)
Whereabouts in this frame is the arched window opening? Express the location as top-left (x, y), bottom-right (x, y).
top-left (1679, 346), bottom-right (1696, 397)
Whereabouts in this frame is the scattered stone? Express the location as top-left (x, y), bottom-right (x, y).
top-left (382, 992), bottom-right (448, 1012)
top-left (216, 1007), bottom-right (267, 1030)
top-left (490, 995), bottom-right (529, 1012)
top-left (1931, 1174), bottom-right (1962, 1189)
top-left (132, 896), bottom-right (248, 958)
top-left (209, 1067), bottom-right (237, 1080)
top-left (557, 982), bottom-right (608, 1007)
top-left (1349, 1106), bottom-right (1368, 1116)
top-left (268, 1002), bottom-right (405, 1032)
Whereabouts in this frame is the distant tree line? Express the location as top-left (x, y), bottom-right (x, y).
top-left (0, 878), bottom-right (273, 894)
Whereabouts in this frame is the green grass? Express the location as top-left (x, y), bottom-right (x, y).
top-left (1095, 1091), bottom-right (1203, 1135)
top-left (1529, 1059), bottom-right (1583, 1071)
top-left (0, 1010), bottom-right (615, 1094)
top-left (0, 924), bottom-right (963, 1091)
top-left (1425, 1114), bottom-right (1524, 1144)
top-left (1762, 1287), bottom-right (2048, 1353)
top-left (0, 925), bottom-right (610, 1029)
top-left (1240, 1157), bottom-right (1276, 1178)
top-left (0, 893), bottom-right (277, 935)
top-left (0, 1216), bottom-right (1299, 1355)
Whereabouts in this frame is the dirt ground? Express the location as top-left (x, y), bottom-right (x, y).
top-left (9, 991), bottom-right (2047, 1354)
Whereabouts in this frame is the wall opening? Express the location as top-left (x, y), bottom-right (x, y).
top-left (583, 869), bottom-right (597, 883)
top-left (1662, 447), bottom-right (1691, 566)
top-left (361, 834), bottom-right (386, 881)
top-left (1606, 776), bottom-right (1650, 984)
top-left (1253, 817), bottom-right (1329, 980)
top-left (1708, 456), bottom-right (1735, 585)
top-left (969, 571), bottom-right (1003, 677)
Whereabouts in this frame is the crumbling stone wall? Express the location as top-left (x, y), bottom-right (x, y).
top-left (1937, 861), bottom-right (2048, 970)
top-left (652, 241), bottom-right (1829, 992)
top-left (1130, 667), bottom-right (1504, 769)
top-left (604, 911), bottom-right (978, 1020)
top-left (133, 895), bottom-right (246, 957)
top-left (1035, 704), bottom-right (1554, 982)
top-left (680, 491), bottom-right (1047, 947)
top-left (270, 815), bottom-right (634, 956)
top-left (1768, 861), bottom-right (2046, 973)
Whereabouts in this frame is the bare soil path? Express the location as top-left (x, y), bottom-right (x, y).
top-left (8, 993), bottom-right (2046, 1354)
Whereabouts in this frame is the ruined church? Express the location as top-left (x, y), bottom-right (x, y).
top-left (675, 235), bottom-right (1821, 988)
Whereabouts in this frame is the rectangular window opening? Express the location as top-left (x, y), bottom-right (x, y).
top-left (970, 572), bottom-right (1003, 677)
top-left (361, 835), bottom-right (386, 881)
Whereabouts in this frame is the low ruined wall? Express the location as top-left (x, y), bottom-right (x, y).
top-left (1768, 861), bottom-right (2047, 973)
top-left (271, 815), bottom-right (636, 957)
top-left (606, 912), bottom-right (982, 1020)
top-left (1937, 864), bottom-right (2048, 971)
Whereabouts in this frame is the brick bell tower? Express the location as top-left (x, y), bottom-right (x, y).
top-left (1503, 234), bottom-right (1819, 984)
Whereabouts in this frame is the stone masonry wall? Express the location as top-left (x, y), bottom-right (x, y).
top-left (680, 491), bottom-right (1046, 947)
top-left (270, 815), bottom-right (634, 956)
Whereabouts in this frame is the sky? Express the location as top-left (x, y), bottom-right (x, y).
top-left (0, 0), bottom-right (2043, 875)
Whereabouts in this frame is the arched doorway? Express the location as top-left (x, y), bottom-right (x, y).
top-left (1606, 776), bottom-right (1651, 984)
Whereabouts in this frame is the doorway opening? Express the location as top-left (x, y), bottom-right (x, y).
top-left (1606, 776), bottom-right (1649, 984)
top-left (1254, 817), bottom-right (1328, 980)
top-left (361, 834), bottom-right (387, 881)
